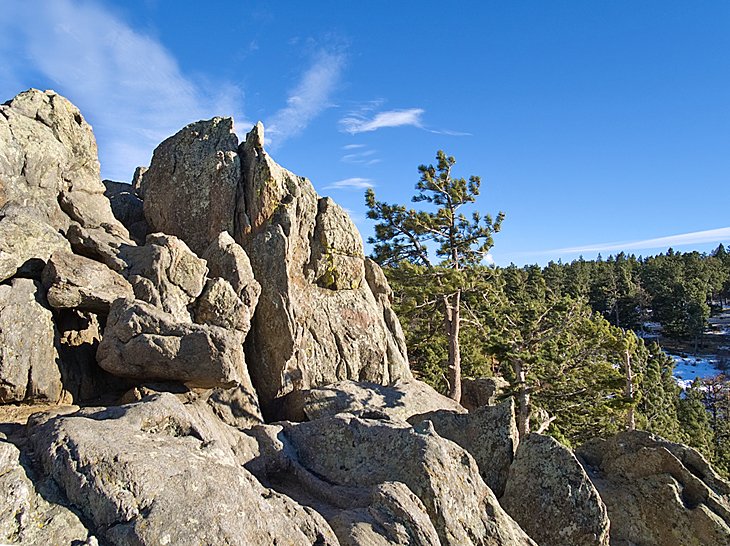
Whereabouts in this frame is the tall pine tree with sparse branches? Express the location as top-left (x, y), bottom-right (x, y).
top-left (365, 150), bottom-right (504, 401)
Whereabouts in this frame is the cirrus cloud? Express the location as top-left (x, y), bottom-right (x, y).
top-left (339, 108), bottom-right (425, 134)
top-left (324, 177), bottom-right (375, 190)
top-left (543, 227), bottom-right (730, 255)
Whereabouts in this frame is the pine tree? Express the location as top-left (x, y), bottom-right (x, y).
top-left (365, 151), bottom-right (504, 401)
top-left (678, 379), bottom-right (716, 460)
top-left (637, 342), bottom-right (683, 441)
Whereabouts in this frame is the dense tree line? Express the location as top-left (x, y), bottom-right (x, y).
top-left (383, 258), bottom-right (730, 472)
top-left (541, 246), bottom-right (730, 342)
top-left (366, 149), bottom-right (730, 473)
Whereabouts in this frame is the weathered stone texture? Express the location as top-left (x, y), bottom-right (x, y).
top-left (408, 399), bottom-right (518, 497)
top-left (97, 298), bottom-right (255, 391)
top-left (237, 124), bottom-right (410, 414)
top-left (502, 433), bottom-right (610, 546)
top-left (578, 430), bottom-right (730, 546)
top-left (0, 278), bottom-right (61, 403)
top-left (42, 250), bottom-right (133, 314)
top-left (122, 233), bottom-right (207, 322)
top-left (0, 439), bottom-right (94, 545)
top-left (142, 117), bottom-right (240, 256)
top-left (252, 414), bottom-right (535, 546)
top-left (279, 379), bottom-right (464, 422)
top-left (29, 394), bottom-right (337, 545)
top-left (0, 89), bottom-right (128, 237)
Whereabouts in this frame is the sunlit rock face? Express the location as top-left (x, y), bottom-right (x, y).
top-left (141, 119), bottom-right (411, 415)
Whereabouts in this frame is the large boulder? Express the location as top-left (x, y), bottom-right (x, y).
top-left (501, 433), bottom-right (610, 546)
top-left (42, 250), bottom-right (133, 314)
top-left (327, 481), bottom-right (441, 546)
top-left (137, 119), bottom-right (411, 415)
top-left (97, 298), bottom-right (256, 394)
top-left (121, 233), bottom-right (207, 322)
top-left (308, 197), bottom-right (366, 290)
top-left (461, 376), bottom-right (509, 411)
top-left (0, 278), bottom-right (62, 403)
top-left (408, 399), bottom-right (518, 497)
top-left (0, 437), bottom-right (95, 545)
top-left (202, 231), bottom-right (260, 307)
top-left (0, 207), bottom-right (71, 282)
top-left (28, 394), bottom-right (338, 545)
top-left (278, 379), bottom-right (465, 422)
top-left (141, 117), bottom-right (240, 256)
top-left (578, 430), bottom-right (730, 546)
top-left (65, 222), bottom-right (134, 273)
top-left (193, 277), bottom-right (254, 332)
top-left (0, 89), bottom-right (128, 237)
top-left (247, 414), bottom-right (534, 546)
top-left (237, 124), bottom-right (410, 414)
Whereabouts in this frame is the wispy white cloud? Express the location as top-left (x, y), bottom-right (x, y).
top-left (0, 0), bottom-right (247, 181)
top-left (342, 149), bottom-right (376, 161)
top-left (544, 227), bottom-right (730, 255)
top-left (324, 177), bottom-right (375, 190)
top-left (340, 108), bottom-right (424, 134)
top-left (266, 50), bottom-right (345, 148)
top-left (342, 143), bottom-right (366, 150)
top-left (341, 149), bottom-right (380, 165)
top-left (426, 128), bottom-right (473, 137)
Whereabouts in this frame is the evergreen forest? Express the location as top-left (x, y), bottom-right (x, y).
top-left (366, 151), bottom-right (730, 475)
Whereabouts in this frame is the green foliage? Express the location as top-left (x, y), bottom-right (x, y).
top-left (384, 263), bottom-right (497, 389)
top-left (382, 244), bottom-right (730, 453)
top-left (678, 379), bottom-right (716, 461)
top-left (365, 150), bottom-right (504, 400)
top-left (701, 375), bottom-right (730, 475)
top-left (367, 149), bottom-right (730, 463)
top-left (365, 151), bottom-right (504, 270)
top-left (636, 342), bottom-right (684, 441)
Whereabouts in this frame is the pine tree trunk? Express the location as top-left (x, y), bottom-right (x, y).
top-left (625, 348), bottom-right (636, 430)
top-left (444, 290), bottom-right (462, 403)
top-left (515, 359), bottom-right (530, 437)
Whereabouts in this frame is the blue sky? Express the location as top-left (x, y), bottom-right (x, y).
top-left (2, 1), bottom-right (728, 266)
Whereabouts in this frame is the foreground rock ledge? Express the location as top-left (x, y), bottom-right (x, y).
top-left (29, 394), bottom-right (337, 545)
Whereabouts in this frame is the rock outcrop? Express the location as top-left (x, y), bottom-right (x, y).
top-left (0, 437), bottom-right (95, 545)
top-left (502, 433), bottom-right (610, 546)
top-left (202, 231), bottom-right (260, 308)
top-left (138, 119), bottom-right (410, 415)
top-left (0, 278), bottom-right (62, 403)
top-left (29, 394), bottom-right (337, 545)
top-left (460, 376), bottom-right (509, 411)
top-left (4, 88), bottom-right (730, 546)
top-left (0, 207), bottom-right (71, 282)
top-left (121, 233), bottom-right (207, 322)
top-left (0, 89), bottom-right (127, 236)
top-left (97, 298), bottom-right (255, 391)
top-left (236, 124), bottom-right (411, 414)
top-left (278, 379), bottom-right (465, 422)
top-left (42, 250), bottom-right (133, 314)
top-left (142, 117), bottom-right (240, 256)
top-left (247, 414), bottom-right (535, 546)
top-left (578, 430), bottom-right (730, 546)
top-left (408, 399), bottom-right (518, 497)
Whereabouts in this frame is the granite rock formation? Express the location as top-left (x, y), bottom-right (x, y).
top-left (2, 88), bottom-right (729, 546)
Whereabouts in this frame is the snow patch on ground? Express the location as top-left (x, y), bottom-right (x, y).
top-left (671, 354), bottom-right (723, 390)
